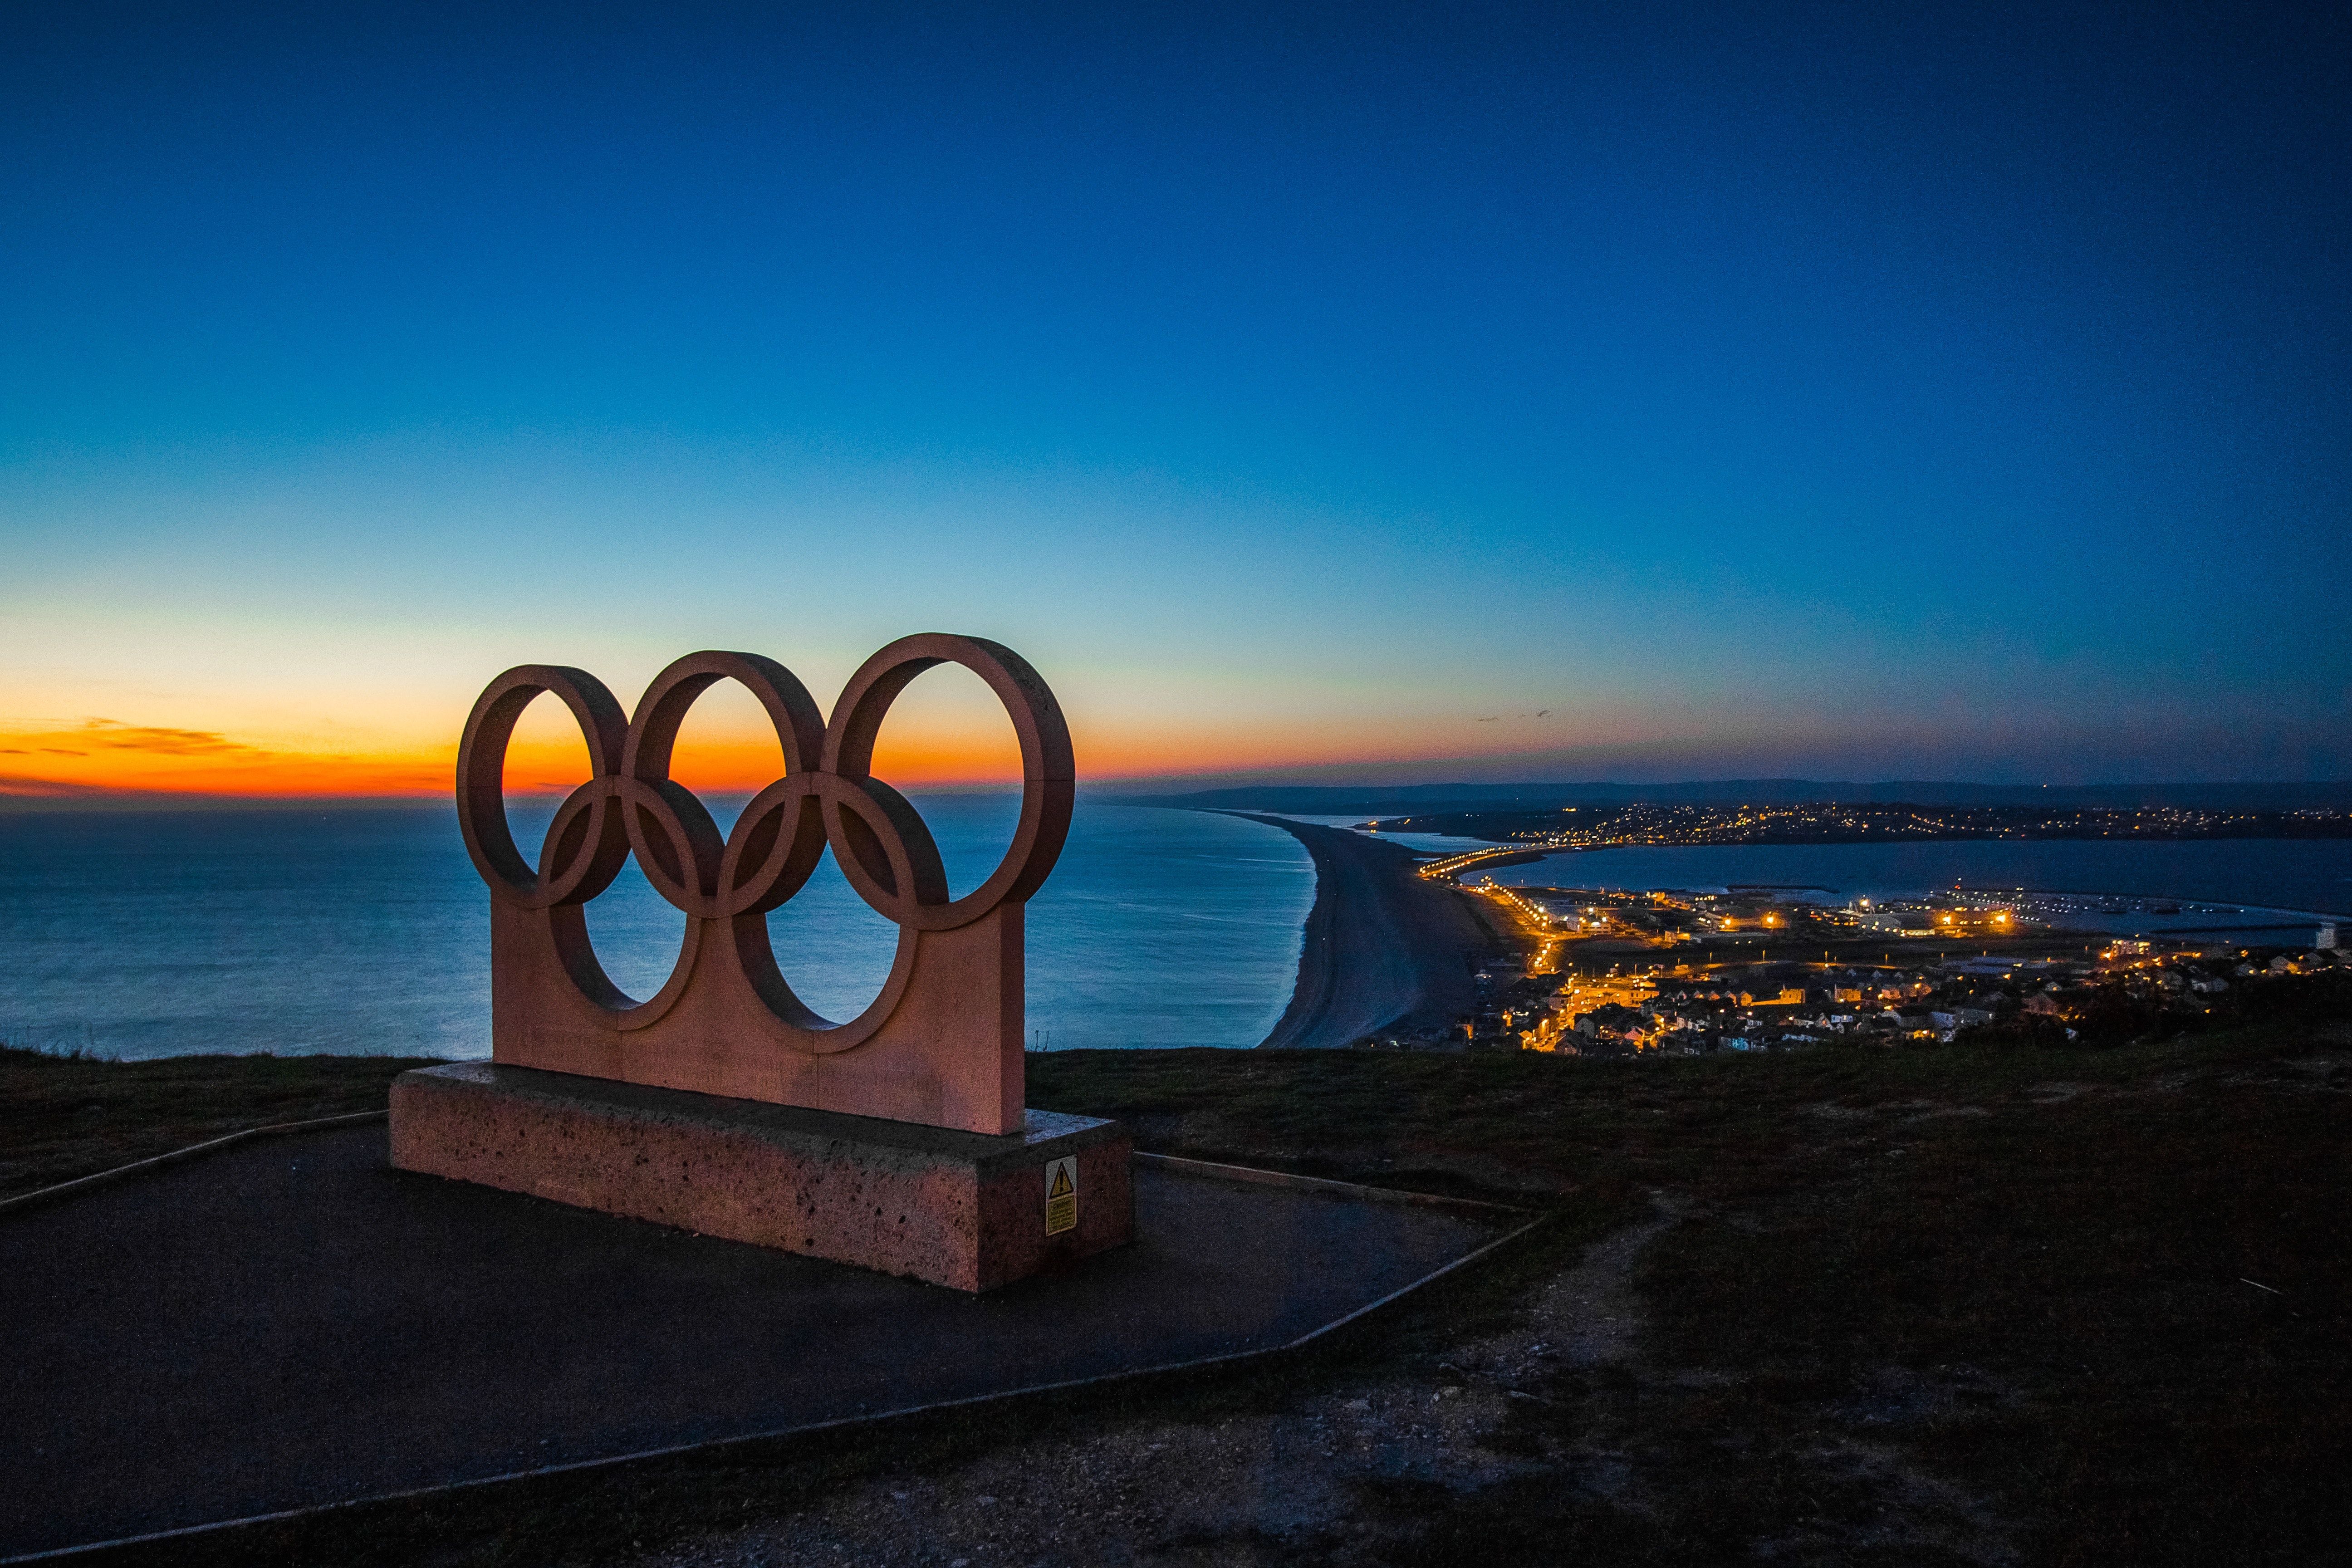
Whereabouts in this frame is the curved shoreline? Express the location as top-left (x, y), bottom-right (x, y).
top-left (1226, 814), bottom-right (1499, 1049)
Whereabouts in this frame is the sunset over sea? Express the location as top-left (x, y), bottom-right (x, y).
top-left (4, 6), bottom-right (2349, 1563)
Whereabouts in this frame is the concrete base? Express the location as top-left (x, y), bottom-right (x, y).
top-left (389, 1063), bottom-right (1131, 1292)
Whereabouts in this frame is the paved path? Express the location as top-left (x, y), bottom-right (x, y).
top-left (0, 1123), bottom-right (1504, 1558)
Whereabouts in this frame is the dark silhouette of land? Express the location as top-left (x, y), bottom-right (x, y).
top-left (1132, 778), bottom-right (2352, 814)
top-left (1365, 800), bottom-right (2352, 847)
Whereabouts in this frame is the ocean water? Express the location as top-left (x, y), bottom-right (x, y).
top-left (0, 799), bottom-right (1313, 1060)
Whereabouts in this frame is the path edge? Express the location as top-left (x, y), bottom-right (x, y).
top-left (0, 1110), bottom-right (392, 1216)
top-left (0, 1119), bottom-right (1551, 1565)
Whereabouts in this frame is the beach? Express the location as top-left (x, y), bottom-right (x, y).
top-left (1232, 814), bottom-right (1499, 1049)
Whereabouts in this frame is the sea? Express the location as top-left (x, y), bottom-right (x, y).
top-left (5, 803), bottom-right (2346, 1061)
top-left (0, 798), bottom-right (1313, 1061)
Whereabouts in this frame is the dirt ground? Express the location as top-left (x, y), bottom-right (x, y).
top-left (623, 1210), bottom-right (1686, 1568)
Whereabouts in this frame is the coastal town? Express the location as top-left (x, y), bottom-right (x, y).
top-left (1374, 867), bottom-right (2347, 1057)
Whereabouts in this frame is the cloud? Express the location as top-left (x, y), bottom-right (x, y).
top-left (0, 772), bottom-right (116, 798)
top-left (66, 718), bottom-right (263, 756)
top-left (0, 719), bottom-right (455, 802)
top-left (0, 718), bottom-right (272, 763)
top-left (0, 718), bottom-right (280, 796)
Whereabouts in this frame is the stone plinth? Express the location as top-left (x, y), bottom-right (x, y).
top-left (390, 1063), bottom-right (1132, 1292)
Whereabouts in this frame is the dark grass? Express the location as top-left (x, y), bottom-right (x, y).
top-left (0, 1046), bottom-right (438, 1199)
top-left (1642, 1074), bottom-right (2352, 1567)
top-left (11, 997), bottom-right (2351, 1565)
top-left (1028, 1019), bottom-right (2352, 1566)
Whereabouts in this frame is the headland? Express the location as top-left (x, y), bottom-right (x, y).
top-left (1230, 813), bottom-right (1497, 1049)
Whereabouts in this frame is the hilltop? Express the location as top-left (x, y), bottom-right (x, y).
top-left (5, 976), bottom-right (2347, 1566)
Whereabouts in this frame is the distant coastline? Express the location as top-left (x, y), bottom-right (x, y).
top-left (1367, 801), bottom-right (2352, 855)
top-left (1130, 779), bottom-right (2352, 814)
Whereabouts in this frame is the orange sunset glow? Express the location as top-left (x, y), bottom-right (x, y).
top-left (5, 654), bottom-right (1685, 801)
top-left (0, 719), bottom-right (448, 799)
top-left (0, 703), bottom-right (1634, 800)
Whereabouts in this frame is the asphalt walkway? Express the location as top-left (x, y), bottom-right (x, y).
top-left (0, 1123), bottom-right (1503, 1558)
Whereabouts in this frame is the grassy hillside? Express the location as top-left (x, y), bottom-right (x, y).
top-left (5, 982), bottom-right (2347, 1564)
top-left (0, 1047), bottom-right (434, 1199)
top-left (1026, 998), bottom-right (2352, 1564)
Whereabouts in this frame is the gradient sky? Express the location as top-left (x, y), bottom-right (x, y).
top-left (3, 1), bottom-right (2347, 798)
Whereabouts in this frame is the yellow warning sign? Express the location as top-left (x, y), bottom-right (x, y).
top-left (1044, 1156), bottom-right (1078, 1235)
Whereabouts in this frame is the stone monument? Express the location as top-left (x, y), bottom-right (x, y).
top-left (389, 635), bottom-right (1132, 1291)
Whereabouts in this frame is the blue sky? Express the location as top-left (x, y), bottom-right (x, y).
top-left (3, 1), bottom-right (2346, 793)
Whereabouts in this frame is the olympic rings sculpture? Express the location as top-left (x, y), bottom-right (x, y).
top-left (456, 634), bottom-right (1073, 1056)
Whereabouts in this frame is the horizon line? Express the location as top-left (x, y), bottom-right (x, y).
top-left (7, 774), bottom-right (2350, 814)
